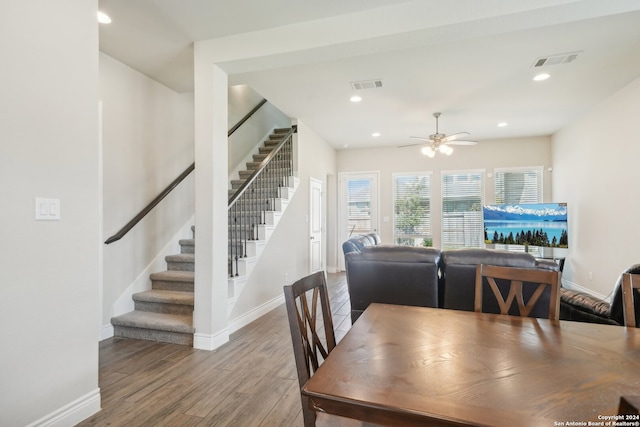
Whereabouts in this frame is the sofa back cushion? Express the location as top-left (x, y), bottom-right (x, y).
top-left (442, 248), bottom-right (557, 317)
top-left (345, 246), bottom-right (441, 323)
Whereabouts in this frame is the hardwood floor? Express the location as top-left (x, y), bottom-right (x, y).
top-left (77, 272), bottom-right (354, 427)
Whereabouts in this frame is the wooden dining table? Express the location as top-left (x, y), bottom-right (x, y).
top-left (302, 303), bottom-right (640, 426)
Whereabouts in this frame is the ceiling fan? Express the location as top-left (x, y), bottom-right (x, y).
top-left (401, 112), bottom-right (477, 157)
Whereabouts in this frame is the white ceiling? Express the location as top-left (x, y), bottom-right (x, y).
top-left (98, 0), bottom-right (640, 150)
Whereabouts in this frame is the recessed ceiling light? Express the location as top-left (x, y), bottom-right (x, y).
top-left (497, 122), bottom-right (508, 127)
top-left (350, 95), bottom-right (362, 103)
top-left (533, 73), bottom-right (550, 81)
top-left (97, 11), bottom-right (112, 24)
top-left (372, 132), bottom-right (380, 137)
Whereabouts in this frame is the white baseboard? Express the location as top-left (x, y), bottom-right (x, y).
top-left (194, 328), bottom-right (229, 351)
top-left (26, 388), bottom-right (101, 427)
top-left (229, 294), bottom-right (285, 334)
top-left (326, 266), bottom-right (340, 273)
top-left (100, 323), bottom-right (114, 341)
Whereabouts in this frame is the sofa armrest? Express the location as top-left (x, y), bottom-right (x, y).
top-left (559, 288), bottom-right (619, 325)
top-left (560, 289), bottom-right (611, 317)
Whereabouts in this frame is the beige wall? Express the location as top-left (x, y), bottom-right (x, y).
top-left (337, 136), bottom-right (553, 250)
top-left (0, 1), bottom-right (101, 425)
top-left (100, 53), bottom-right (195, 331)
top-left (553, 75), bottom-right (640, 298)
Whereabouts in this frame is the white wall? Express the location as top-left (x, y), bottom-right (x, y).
top-left (228, 85), bottom-right (291, 180)
top-left (0, 1), bottom-right (101, 426)
top-left (553, 75), bottom-right (640, 298)
top-left (100, 53), bottom-right (195, 330)
top-left (337, 136), bottom-right (553, 249)
top-left (229, 121), bottom-right (337, 319)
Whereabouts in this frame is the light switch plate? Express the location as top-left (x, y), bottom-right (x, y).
top-left (35, 198), bottom-right (61, 220)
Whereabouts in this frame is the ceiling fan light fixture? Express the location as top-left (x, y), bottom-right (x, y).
top-left (439, 144), bottom-right (453, 155)
top-left (421, 146), bottom-right (436, 157)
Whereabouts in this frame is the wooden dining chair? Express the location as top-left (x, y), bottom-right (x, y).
top-left (618, 395), bottom-right (640, 415)
top-left (284, 271), bottom-right (337, 427)
top-left (475, 264), bottom-right (561, 321)
top-left (622, 273), bottom-right (640, 327)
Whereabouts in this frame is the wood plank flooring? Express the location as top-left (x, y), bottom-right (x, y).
top-left (77, 272), bottom-right (355, 427)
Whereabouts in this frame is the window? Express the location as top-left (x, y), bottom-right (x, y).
top-left (393, 173), bottom-right (431, 246)
top-left (344, 175), bottom-right (377, 235)
top-left (441, 171), bottom-right (484, 249)
top-left (494, 167), bottom-right (543, 204)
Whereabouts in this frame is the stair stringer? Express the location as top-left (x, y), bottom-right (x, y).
top-left (227, 176), bottom-right (299, 326)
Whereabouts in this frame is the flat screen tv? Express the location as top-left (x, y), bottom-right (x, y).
top-left (483, 202), bottom-right (568, 249)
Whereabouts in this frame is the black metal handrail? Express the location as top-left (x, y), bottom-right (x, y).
top-left (228, 98), bottom-right (267, 137)
top-left (105, 98), bottom-right (268, 244)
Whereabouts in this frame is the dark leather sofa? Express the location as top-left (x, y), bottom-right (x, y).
top-left (343, 234), bottom-right (560, 323)
top-left (343, 243), bottom-right (441, 322)
top-left (559, 263), bottom-right (640, 325)
top-left (442, 248), bottom-right (559, 317)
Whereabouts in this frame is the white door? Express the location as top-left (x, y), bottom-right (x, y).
top-left (309, 178), bottom-right (323, 273)
top-left (338, 172), bottom-right (379, 270)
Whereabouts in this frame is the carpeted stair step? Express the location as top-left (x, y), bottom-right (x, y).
top-left (111, 311), bottom-right (194, 345)
top-left (179, 238), bottom-right (194, 254)
top-left (150, 270), bottom-right (194, 292)
top-left (133, 290), bottom-right (194, 315)
top-left (231, 179), bottom-right (247, 189)
top-left (166, 253), bottom-right (194, 271)
top-left (246, 159), bottom-right (290, 169)
top-left (238, 170), bottom-right (255, 179)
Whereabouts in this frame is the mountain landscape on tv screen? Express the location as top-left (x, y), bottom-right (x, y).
top-left (483, 203), bottom-right (568, 248)
top-left (482, 203), bottom-right (567, 222)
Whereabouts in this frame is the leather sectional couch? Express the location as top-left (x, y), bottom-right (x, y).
top-left (343, 234), bottom-right (640, 326)
top-left (343, 234), bottom-right (560, 323)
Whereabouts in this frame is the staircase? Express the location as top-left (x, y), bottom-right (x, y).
top-left (110, 127), bottom-right (297, 345)
top-left (110, 228), bottom-right (195, 345)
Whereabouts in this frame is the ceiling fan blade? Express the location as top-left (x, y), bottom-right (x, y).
top-left (409, 136), bottom-right (431, 141)
top-left (446, 140), bottom-right (477, 146)
top-left (441, 132), bottom-right (470, 142)
top-left (399, 142), bottom-right (428, 148)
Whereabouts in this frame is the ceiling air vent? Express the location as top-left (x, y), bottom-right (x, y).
top-left (532, 52), bottom-right (581, 68)
top-left (350, 79), bottom-right (383, 90)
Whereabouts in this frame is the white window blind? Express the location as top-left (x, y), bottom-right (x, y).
top-left (393, 173), bottom-right (431, 246)
top-left (346, 179), bottom-right (372, 235)
top-left (494, 167), bottom-right (543, 204)
top-left (441, 171), bottom-right (484, 249)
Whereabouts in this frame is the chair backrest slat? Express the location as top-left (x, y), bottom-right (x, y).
top-left (622, 273), bottom-right (640, 327)
top-left (475, 264), bottom-right (560, 321)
